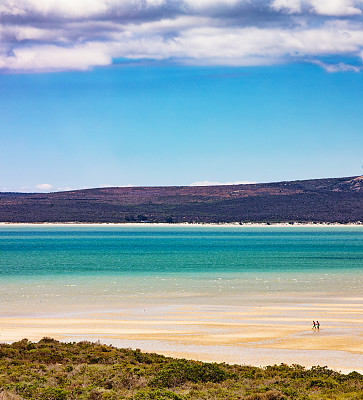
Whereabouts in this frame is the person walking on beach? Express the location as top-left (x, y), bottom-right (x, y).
top-left (312, 321), bottom-right (316, 329)
top-left (316, 321), bottom-right (320, 330)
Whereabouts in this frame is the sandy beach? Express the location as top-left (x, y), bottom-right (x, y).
top-left (1, 297), bottom-right (362, 373)
top-left (1, 222), bottom-right (363, 228)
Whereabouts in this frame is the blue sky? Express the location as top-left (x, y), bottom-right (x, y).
top-left (1, 0), bottom-right (363, 192)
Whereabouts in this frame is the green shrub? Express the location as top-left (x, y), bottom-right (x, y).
top-left (134, 389), bottom-right (183, 399)
top-left (40, 387), bottom-right (68, 400)
top-left (244, 391), bottom-right (286, 400)
top-left (15, 382), bottom-right (37, 397)
top-left (308, 378), bottom-right (337, 389)
top-left (0, 339), bottom-right (362, 400)
top-left (152, 360), bottom-right (228, 388)
top-left (88, 389), bottom-right (104, 400)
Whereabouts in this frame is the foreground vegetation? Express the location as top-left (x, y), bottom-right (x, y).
top-left (0, 339), bottom-right (362, 400)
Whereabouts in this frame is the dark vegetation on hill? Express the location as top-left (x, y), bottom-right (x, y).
top-left (0, 339), bottom-right (362, 399)
top-left (1, 176), bottom-right (363, 223)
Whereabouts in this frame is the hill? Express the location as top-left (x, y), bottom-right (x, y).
top-left (1, 176), bottom-right (363, 223)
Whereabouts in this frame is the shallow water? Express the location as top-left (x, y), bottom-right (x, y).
top-left (0, 225), bottom-right (362, 316)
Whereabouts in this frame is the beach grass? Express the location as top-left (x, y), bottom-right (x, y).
top-left (0, 338), bottom-right (362, 400)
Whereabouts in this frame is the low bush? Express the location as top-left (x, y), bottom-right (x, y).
top-left (152, 360), bottom-right (229, 388)
top-left (0, 339), bottom-right (362, 400)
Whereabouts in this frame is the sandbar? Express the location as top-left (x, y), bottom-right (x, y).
top-left (1, 299), bottom-right (362, 374)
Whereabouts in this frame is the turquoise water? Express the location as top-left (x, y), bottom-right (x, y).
top-left (0, 226), bottom-right (362, 314)
top-left (1, 226), bottom-right (363, 276)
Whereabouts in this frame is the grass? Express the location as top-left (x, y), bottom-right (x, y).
top-left (0, 338), bottom-right (362, 399)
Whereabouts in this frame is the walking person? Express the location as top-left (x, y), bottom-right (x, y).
top-left (316, 321), bottom-right (320, 330)
top-left (312, 321), bottom-right (316, 329)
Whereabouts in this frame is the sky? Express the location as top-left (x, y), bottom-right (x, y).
top-left (1, 0), bottom-right (363, 192)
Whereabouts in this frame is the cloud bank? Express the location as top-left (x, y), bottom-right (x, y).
top-left (35, 183), bottom-right (53, 191)
top-left (190, 180), bottom-right (256, 186)
top-left (1, 0), bottom-right (363, 71)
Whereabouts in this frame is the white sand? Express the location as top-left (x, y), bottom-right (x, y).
top-left (1, 300), bottom-right (362, 373)
top-left (0, 222), bottom-right (362, 228)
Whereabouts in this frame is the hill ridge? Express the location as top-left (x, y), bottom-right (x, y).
top-left (1, 176), bottom-right (362, 223)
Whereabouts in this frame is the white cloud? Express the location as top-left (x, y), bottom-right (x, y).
top-left (36, 183), bottom-right (53, 191)
top-left (1, 43), bottom-right (111, 71)
top-left (313, 59), bottom-right (361, 72)
top-left (0, 0), bottom-right (244, 18)
top-left (130, 23), bottom-right (363, 64)
top-left (271, 0), bottom-right (363, 16)
top-left (57, 186), bottom-right (75, 192)
top-left (190, 180), bottom-right (256, 186)
top-left (2, 22), bottom-right (363, 71)
top-left (309, 0), bottom-right (362, 16)
top-left (0, 0), bottom-right (109, 18)
top-left (271, 0), bottom-right (302, 14)
top-left (1, 0), bottom-right (363, 71)
top-left (184, 0), bottom-right (241, 9)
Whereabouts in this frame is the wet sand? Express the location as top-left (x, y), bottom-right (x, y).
top-left (1, 299), bottom-right (362, 373)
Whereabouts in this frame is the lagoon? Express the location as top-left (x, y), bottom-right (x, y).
top-left (1, 225), bottom-right (362, 372)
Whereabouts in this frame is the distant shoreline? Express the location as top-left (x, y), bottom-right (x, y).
top-left (1, 221), bottom-right (363, 227)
